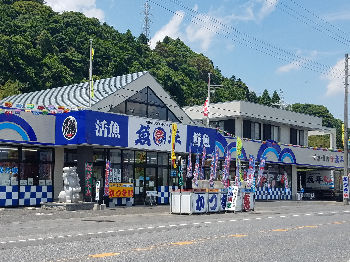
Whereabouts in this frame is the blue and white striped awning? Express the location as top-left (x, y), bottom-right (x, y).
top-left (2, 71), bottom-right (147, 108)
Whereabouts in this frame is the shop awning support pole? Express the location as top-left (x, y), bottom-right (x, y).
top-left (344, 53), bottom-right (349, 205)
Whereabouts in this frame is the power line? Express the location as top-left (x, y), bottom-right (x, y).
top-left (167, 0), bottom-right (341, 74)
top-left (150, 0), bottom-right (343, 78)
top-left (269, 0), bottom-right (350, 47)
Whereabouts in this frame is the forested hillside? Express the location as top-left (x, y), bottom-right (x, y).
top-left (0, 0), bottom-right (344, 148)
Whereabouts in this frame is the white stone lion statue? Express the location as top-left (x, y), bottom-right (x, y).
top-left (58, 167), bottom-right (81, 203)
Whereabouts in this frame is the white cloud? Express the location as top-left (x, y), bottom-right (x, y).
top-left (45, 0), bottom-right (104, 21)
top-left (276, 61), bottom-right (302, 73)
top-left (325, 11), bottom-right (350, 21)
top-left (150, 11), bottom-right (185, 49)
top-left (257, 0), bottom-right (278, 20)
top-left (325, 59), bottom-right (344, 96)
top-left (185, 13), bottom-right (224, 51)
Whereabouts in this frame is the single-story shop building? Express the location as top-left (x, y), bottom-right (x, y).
top-left (0, 72), bottom-right (345, 207)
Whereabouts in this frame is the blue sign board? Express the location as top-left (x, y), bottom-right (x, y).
top-left (55, 110), bottom-right (128, 147)
top-left (186, 125), bottom-right (217, 155)
top-left (86, 111), bottom-right (128, 147)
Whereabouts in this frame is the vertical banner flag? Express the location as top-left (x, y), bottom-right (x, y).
top-left (200, 146), bottom-right (206, 180)
top-left (104, 160), bottom-right (110, 197)
top-left (171, 123), bottom-right (177, 168)
top-left (236, 137), bottom-right (243, 182)
top-left (203, 97), bottom-right (209, 116)
top-left (247, 155), bottom-right (255, 191)
top-left (222, 148), bottom-right (231, 188)
top-left (343, 176), bottom-right (349, 199)
top-left (257, 156), bottom-right (266, 187)
top-left (214, 145), bottom-right (219, 179)
top-left (209, 154), bottom-right (215, 187)
top-left (85, 162), bottom-right (93, 197)
top-left (193, 152), bottom-right (200, 187)
top-left (187, 144), bottom-right (192, 178)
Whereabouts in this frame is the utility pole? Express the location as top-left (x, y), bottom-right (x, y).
top-left (344, 53), bottom-right (349, 205)
top-left (89, 39), bottom-right (93, 108)
top-left (206, 73), bottom-right (211, 127)
top-left (206, 73), bottom-right (223, 127)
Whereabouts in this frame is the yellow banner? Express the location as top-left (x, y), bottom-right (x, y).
top-left (171, 123), bottom-right (177, 168)
top-left (236, 137), bottom-right (242, 157)
top-left (109, 183), bottom-right (133, 198)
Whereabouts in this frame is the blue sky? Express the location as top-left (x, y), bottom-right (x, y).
top-left (44, 0), bottom-right (350, 120)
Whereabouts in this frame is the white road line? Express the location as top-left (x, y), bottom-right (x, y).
top-left (169, 225), bottom-right (177, 227)
top-left (18, 240), bottom-right (26, 242)
top-left (193, 222), bottom-right (200, 225)
top-left (344, 211), bottom-right (350, 213)
top-left (28, 239), bottom-right (36, 241)
top-left (230, 219), bottom-right (236, 222)
top-left (268, 217), bottom-right (273, 219)
top-left (305, 214), bottom-right (311, 216)
top-left (57, 236), bottom-right (64, 238)
top-left (256, 218), bottom-right (262, 220)
top-left (331, 211), bottom-right (337, 214)
top-left (158, 226), bottom-right (166, 228)
top-left (280, 216), bottom-right (286, 218)
top-left (77, 234), bottom-right (83, 236)
top-left (0, 242), bottom-right (6, 244)
top-left (97, 232), bottom-right (103, 234)
top-left (318, 213), bottom-right (324, 215)
top-left (47, 237), bottom-right (54, 239)
top-left (217, 220), bottom-right (224, 223)
top-left (118, 229), bottom-right (125, 232)
top-left (293, 215), bottom-right (299, 217)
top-left (107, 231), bottom-right (114, 233)
top-left (204, 222), bottom-right (211, 224)
top-left (243, 218), bottom-right (250, 221)
top-left (128, 229), bottom-right (134, 231)
top-left (179, 223), bottom-right (188, 226)
top-left (137, 228), bottom-right (145, 230)
top-left (88, 233), bottom-right (95, 235)
top-left (147, 226), bottom-right (154, 229)
top-left (37, 238), bottom-right (44, 240)
top-left (8, 241), bottom-right (16, 243)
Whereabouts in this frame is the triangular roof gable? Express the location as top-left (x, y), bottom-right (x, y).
top-left (93, 72), bottom-right (193, 125)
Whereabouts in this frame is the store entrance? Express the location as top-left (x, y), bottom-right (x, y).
top-left (134, 166), bottom-right (157, 204)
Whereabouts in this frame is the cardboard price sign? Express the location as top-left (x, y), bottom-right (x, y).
top-left (109, 183), bottom-right (133, 198)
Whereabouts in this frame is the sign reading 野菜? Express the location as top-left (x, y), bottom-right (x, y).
top-left (109, 183), bottom-right (133, 198)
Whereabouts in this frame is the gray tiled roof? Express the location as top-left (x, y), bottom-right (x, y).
top-left (2, 71), bottom-right (147, 108)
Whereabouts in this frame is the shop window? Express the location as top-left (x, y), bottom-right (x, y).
top-left (110, 163), bottom-right (122, 183)
top-left (158, 153), bottom-right (169, 166)
top-left (126, 101), bottom-right (147, 117)
top-left (135, 151), bottom-right (146, 164)
top-left (39, 163), bottom-right (52, 181)
top-left (110, 149), bottom-right (121, 164)
top-left (40, 149), bottom-right (53, 162)
top-left (290, 128), bottom-right (304, 145)
top-left (148, 105), bottom-right (166, 120)
top-left (123, 150), bottom-right (134, 164)
top-left (148, 87), bottom-right (164, 106)
top-left (272, 125), bottom-right (280, 142)
top-left (243, 120), bottom-right (251, 139)
top-left (20, 163), bottom-right (38, 185)
top-left (64, 149), bottom-right (77, 166)
top-left (251, 122), bottom-right (261, 140)
top-left (158, 167), bottom-right (168, 186)
top-left (224, 119), bottom-right (235, 135)
top-left (147, 152), bottom-right (157, 165)
top-left (110, 102), bottom-right (126, 114)
top-left (128, 88), bottom-right (148, 104)
top-left (0, 162), bottom-right (19, 186)
top-left (167, 110), bottom-right (179, 122)
top-left (22, 148), bottom-right (38, 162)
top-left (0, 147), bottom-right (18, 160)
top-left (93, 149), bottom-right (105, 162)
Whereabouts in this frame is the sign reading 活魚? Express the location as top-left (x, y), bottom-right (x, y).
top-left (109, 183), bottom-right (133, 198)
top-left (129, 117), bottom-right (187, 153)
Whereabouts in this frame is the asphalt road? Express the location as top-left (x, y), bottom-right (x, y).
top-left (1, 201), bottom-right (350, 262)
